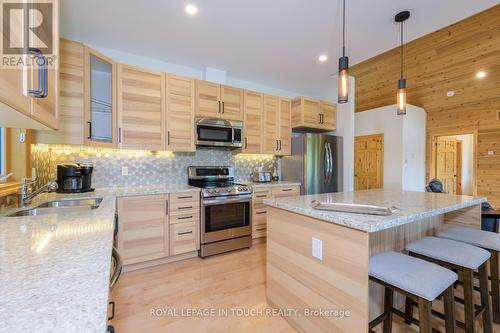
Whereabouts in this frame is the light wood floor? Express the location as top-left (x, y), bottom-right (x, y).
top-left (111, 243), bottom-right (500, 333)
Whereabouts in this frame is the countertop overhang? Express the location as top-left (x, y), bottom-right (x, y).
top-left (264, 189), bottom-right (487, 233)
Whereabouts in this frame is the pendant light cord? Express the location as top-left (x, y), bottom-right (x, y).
top-left (342, 0), bottom-right (346, 57)
top-left (400, 20), bottom-right (404, 79)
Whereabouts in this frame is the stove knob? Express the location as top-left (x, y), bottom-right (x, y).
top-left (242, 187), bottom-right (248, 191)
top-left (207, 189), bottom-right (214, 194)
top-left (214, 188), bottom-right (220, 193)
top-left (226, 188), bottom-right (232, 192)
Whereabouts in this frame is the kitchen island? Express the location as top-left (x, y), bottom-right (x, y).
top-left (263, 189), bottom-right (486, 333)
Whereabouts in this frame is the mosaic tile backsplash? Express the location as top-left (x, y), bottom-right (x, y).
top-left (31, 145), bottom-right (278, 188)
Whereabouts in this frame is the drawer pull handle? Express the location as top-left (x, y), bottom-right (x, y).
top-left (178, 231), bottom-right (193, 236)
top-left (256, 227), bottom-right (266, 231)
top-left (178, 206), bottom-right (192, 210)
top-left (282, 189), bottom-right (293, 192)
top-left (177, 216), bottom-right (193, 220)
top-left (255, 211), bottom-right (267, 215)
top-left (177, 196), bottom-right (193, 199)
top-left (256, 195), bottom-right (267, 198)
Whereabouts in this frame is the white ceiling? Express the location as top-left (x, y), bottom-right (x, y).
top-left (60, 0), bottom-right (498, 99)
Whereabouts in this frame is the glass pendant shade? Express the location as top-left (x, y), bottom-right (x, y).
top-left (397, 78), bottom-right (407, 115)
top-left (338, 56), bottom-right (349, 104)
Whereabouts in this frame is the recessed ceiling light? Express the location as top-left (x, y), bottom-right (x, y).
top-left (185, 4), bottom-right (198, 15)
top-left (318, 54), bottom-right (328, 63)
top-left (476, 71), bottom-right (487, 79)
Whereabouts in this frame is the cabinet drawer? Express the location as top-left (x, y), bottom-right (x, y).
top-left (170, 212), bottom-right (200, 225)
top-left (169, 200), bottom-right (200, 216)
top-left (170, 222), bottom-right (198, 255)
top-left (271, 186), bottom-right (300, 198)
top-left (253, 187), bottom-right (272, 206)
top-left (170, 192), bottom-right (200, 203)
top-left (252, 224), bottom-right (267, 238)
top-left (253, 210), bottom-right (267, 227)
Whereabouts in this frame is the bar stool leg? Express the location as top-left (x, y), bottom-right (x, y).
top-left (479, 262), bottom-right (493, 333)
top-left (443, 285), bottom-right (455, 333)
top-left (417, 298), bottom-right (432, 333)
top-left (463, 268), bottom-right (475, 333)
top-left (490, 250), bottom-right (500, 324)
top-left (383, 287), bottom-right (394, 333)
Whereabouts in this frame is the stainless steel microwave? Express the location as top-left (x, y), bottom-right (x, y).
top-left (195, 118), bottom-right (243, 148)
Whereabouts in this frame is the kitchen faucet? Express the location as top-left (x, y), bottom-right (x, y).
top-left (19, 178), bottom-right (58, 208)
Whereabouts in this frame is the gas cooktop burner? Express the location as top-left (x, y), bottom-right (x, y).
top-left (187, 166), bottom-right (252, 198)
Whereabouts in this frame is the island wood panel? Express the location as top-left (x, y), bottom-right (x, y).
top-left (262, 95), bottom-right (279, 154)
top-left (117, 65), bottom-right (165, 150)
top-left (266, 207), bottom-right (369, 333)
top-left (195, 80), bottom-right (220, 118)
top-left (243, 90), bottom-right (263, 153)
top-left (350, 5), bottom-right (500, 208)
top-left (165, 74), bottom-right (195, 151)
top-left (117, 195), bottom-right (169, 265)
top-left (33, 39), bottom-right (85, 145)
top-left (220, 85), bottom-right (243, 121)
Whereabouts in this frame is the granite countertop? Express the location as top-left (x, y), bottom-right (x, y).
top-left (247, 181), bottom-right (301, 188)
top-left (0, 184), bottom-right (199, 333)
top-left (264, 189), bottom-right (486, 233)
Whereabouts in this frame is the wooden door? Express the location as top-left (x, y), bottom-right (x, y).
top-left (277, 98), bottom-right (291, 156)
top-left (320, 101), bottom-right (336, 131)
top-left (30, 0), bottom-right (59, 129)
top-left (84, 48), bottom-right (117, 147)
top-left (117, 195), bottom-right (169, 265)
top-left (436, 138), bottom-right (458, 194)
top-left (302, 97), bottom-right (321, 128)
top-left (220, 85), bottom-right (243, 121)
top-left (117, 64), bottom-right (165, 150)
top-left (354, 134), bottom-right (384, 190)
top-left (262, 94), bottom-right (279, 154)
top-left (166, 74), bottom-right (195, 152)
top-left (33, 39), bottom-right (85, 144)
top-left (243, 90), bottom-right (263, 153)
top-left (195, 80), bottom-right (220, 119)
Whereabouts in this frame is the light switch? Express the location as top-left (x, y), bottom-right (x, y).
top-left (312, 237), bottom-right (323, 260)
top-left (121, 166), bottom-right (129, 176)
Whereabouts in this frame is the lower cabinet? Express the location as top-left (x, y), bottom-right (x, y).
top-left (251, 185), bottom-right (300, 239)
top-left (117, 192), bottom-right (200, 267)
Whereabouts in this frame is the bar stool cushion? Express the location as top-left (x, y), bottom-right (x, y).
top-left (406, 236), bottom-right (490, 270)
top-left (369, 251), bottom-right (457, 302)
top-left (437, 226), bottom-right (500, 252)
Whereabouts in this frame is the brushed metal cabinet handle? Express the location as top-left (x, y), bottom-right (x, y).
top-left (178, 231), bottom-right (193, 236)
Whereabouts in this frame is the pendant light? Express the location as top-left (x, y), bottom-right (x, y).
top-left (337, 0), bottom-right (349, 104)
top-left (395, 11), bottom-right (410, 115)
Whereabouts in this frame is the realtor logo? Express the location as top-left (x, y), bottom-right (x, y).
top-left (1, 0), bottom-right (56, 68)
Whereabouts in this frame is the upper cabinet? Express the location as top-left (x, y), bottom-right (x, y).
top-left (195, 80), bottom-right (243, 121)
top-left (278, 98), bottom-right (291, 156)
top-left (262, 95), bottom-right (291, 155)
top-left (242, 90), bottom-right (263, 153)
top-left (166, 74), bottom-right (195, 152)
top-left (85, 48), bottom-right (117, 147)
top-left (117, 64), bottom-right (165, 150)
top-left (0, 0), bottom-right (59, 130)
top-left (291, 96), bottom-right (336, 132)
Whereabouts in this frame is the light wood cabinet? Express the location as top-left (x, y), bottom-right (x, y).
top-left (117, 192), bottom-right (200, 267)
top-left (251, 185), bottom-right (300, 239)
top-left (195, 80), bottom-right (243, 121)
top-left (117, 195), bottom-right (169, 265)
top-left (84, 47), bottom-right (117, 147)
top-left (291, 96), bottom-right (336, 131)
top-left (262, 95), bottom-right (291, 155)
top-left (166, 74), bottom-right (195, 152)
top-left (242, 90), bottom-right (263, 153)
top-left (117, 64), bottom-right (165, 150)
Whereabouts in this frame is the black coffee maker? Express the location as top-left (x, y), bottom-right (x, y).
top-left (56, 163), bottom-right (95, 193)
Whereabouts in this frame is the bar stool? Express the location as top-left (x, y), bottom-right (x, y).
top-left (438, 226), bottom-right (500, 324)
top-left (406, 236), bottom-right (493, 333)
top-left (369, 251), bottom-right (457, 333)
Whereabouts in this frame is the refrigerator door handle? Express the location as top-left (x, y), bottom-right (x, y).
top-left (327, 142), bottom-right (333, 183)
top-left (324, 142), bottom-right (330, 183)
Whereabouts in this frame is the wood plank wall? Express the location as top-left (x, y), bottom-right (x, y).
top-left (350, 5), bottom-right (500, 208)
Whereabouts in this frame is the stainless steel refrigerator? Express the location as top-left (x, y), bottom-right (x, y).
top-left (282, 133), bottom-right (343, 195)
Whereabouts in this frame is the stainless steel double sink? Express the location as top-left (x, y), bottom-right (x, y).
top-left (6, 198), bottom-right (103, 217)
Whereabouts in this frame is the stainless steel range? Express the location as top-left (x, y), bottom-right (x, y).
top-left (188, 166), bottom-right (252, 257)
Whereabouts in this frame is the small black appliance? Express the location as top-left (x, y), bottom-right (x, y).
top-left (56, 163), bottom-right (95, 193)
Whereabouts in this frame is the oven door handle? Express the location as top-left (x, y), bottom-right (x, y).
top-left (202, 195), bottom-right (252, 206)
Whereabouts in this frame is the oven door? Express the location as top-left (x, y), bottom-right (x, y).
top-left (201, 194), bottom-right (252, 244)
top-left (196, 124), bottom-right (234, 147)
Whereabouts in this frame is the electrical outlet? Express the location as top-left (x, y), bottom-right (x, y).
top-left (488, 150), bottom-right (495, 156)
top-left (121, 166), bottom-right (129, 176)
top-left (312, 237), bottom-right (323, 260)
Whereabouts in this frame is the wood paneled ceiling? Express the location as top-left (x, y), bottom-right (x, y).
top-left (350, 4), bottom-right (500, 114)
